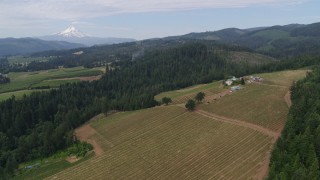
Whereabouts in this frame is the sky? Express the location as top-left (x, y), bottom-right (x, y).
top-left (0, 0), bottom-right (320, 40)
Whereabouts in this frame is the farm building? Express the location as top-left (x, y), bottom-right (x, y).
top-left (250, 76), bottom-right (263, 82)
top-left (231, 85), bottom-right (242, 91)
top-left (224, 76), bottom-right (241, 86)
top-left (225, 80), bottom-right (233, 86)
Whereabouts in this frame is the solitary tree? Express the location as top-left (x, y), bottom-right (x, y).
top-left (195, 92), bottom-right (205, 103)
top-left (101, 97), bottom-right (109, 116)
top-left (162, 97), bottom-right (172, 105)
top-left (241, 78), bottom-right (245, 85)
top-left (185, 99), bottom-right (196, 111)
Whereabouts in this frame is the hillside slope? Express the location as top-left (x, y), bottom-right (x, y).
top-left (172, 23), bottom-right (320, 57)
top-left (0, 38), bottom-right (85, 56)
top-left (42, 70), bottom-right (307, 180)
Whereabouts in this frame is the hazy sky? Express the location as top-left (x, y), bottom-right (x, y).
top-left (0, 0), bottom-right (319, 40)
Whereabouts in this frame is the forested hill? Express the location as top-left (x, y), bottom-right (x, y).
top-left (169, 22), bottom-right (320, 58)
top-left (0, 38), bottom-right (85, 56)
top-left (4, 40), bottom-right (261, 72)
top-left (268, 67), bottom-right (320, 179)
top-left (0, 42), bottom-right (273, 178)
top-left (23, 22), bottom-right (320, 71)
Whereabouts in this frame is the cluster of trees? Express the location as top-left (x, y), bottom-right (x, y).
top-left (185, 92), bottom-right (206, 111)
top-left (161, 92), bottom-right (205, 111)
top-left (268, 67), bottom-right (320, 179)
top-left (0, 58), bottom-right (10, 74)
top-left (0, 74), bottom-right (10, 84)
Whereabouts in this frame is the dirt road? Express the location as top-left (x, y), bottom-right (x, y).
top-left (75, 124), bottom-right (104, 156)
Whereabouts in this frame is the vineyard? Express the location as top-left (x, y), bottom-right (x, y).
top-left (46, 106), bottom-right (274, 180)
top-left (199, 70), bottom-right (307, 132)
top-left (155, 81), bottom-right (225, 104)
top-left (42, 70), bottom-right (308, 179)
top-left (199, 84), bottom-right (288, 132)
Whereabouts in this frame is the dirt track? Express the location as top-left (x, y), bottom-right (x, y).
top-left (75, 124), bottom-right (104, 156)
top-left (195, 109), bottom-right (279, 138)
top-left (46, 75), bottom-right (102, 82)
top-left (284, 91), bottom-right (292, 107)
top-left (193, 109), bottom-right (279, 180)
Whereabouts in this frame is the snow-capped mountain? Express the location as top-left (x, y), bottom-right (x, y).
top-left (38, 26), bottom-right (135, 46)
top-left (56, 26), bottom-right (87, 38)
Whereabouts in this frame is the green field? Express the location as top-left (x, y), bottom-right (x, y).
top-left (46, 106), bottom-right (273, 180)
top-left (0, 66), bottom-right (104, 101)
top-left (13, 153), bottom-right (94, 180)
top-left (7, 56), bottom-right (54, 65)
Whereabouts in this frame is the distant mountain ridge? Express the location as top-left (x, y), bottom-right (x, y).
top-left (0, 38), bottom-right (84, 56)
top-left (2, 22), bottom-right (320, 58)
top-left (38, 26), bottom-right (136, 46)
top-left (165, 23), bottom-right (320, 57)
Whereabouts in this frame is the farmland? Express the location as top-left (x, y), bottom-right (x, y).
top-left (0, 66), bottom-right (104, 101)
top-left (47, 106), bottom-right (273, 180)
top-left (7, 56), bottom-right (54, 65)
top-left (19, 69), bottom-right (307, 179)
top-left (155, 81), bottom-right (225, 104)
top-left (199, 70), bottom-right (307, 132)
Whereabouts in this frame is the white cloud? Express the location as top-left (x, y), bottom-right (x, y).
top-left (0, 0), bottom-right (308, 21)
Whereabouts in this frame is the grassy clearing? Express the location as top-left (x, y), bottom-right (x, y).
top-left (253, 30), bottom-right (290, 39)
top-left (155, 81), bottom-right (225, 104)
top-left (227, 51), bottom-right (277, 65)
top-left (30, 79), bottom-right (80, 89)
top-left (46, 106), bottom-right (272, 180)
top-left (0, 90), bottom-right (47, 101)
top-left (0, 66), bottom-right (104, 101)
top-left (13, 153), bottom-right (94, 180)
top-left (257, 69), bottom-right (308, 87)
top-left (199, 70), bottom-right (308, 132)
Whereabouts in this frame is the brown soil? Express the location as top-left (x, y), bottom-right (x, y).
top-left (256, 150), bottom-right (272, 180)
top-left (176, 84), bottom-right (205, 92)
top-left (65, 156), bottom-right (81, 163)
top-left (46, 75), bottom-right (102, 82)
top-left (204, 90), bottom-right (232, 102)
top-left (75, 124), bottom-right (104, 156)
top-left (284, 91), bottom-right (292, 107)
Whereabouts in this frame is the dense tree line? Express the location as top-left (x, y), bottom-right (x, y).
top-left (0, 74), bottom-right (10, 84)
top-left (268, 67), bottom-right (320, 179)
top-left (1, 39), bottom-right (252, 72)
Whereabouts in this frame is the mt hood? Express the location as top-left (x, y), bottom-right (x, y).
top-left (39, 26), bottom-right (135, 46)
top-left (56, 26), bottom-right (87, 38)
